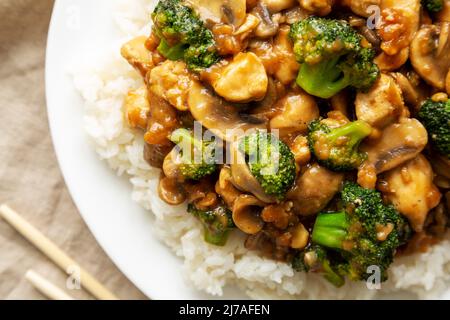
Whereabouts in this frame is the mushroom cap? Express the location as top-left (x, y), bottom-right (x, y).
top-left (232, 195), bottom-right (265, 234)
top-left (185, 0), bottom-right (246, 28)
top-left (361, 118), bottom-right (428, 174)
top-left (188, 79), bottom-right (268, 142)
top-left (230, 142), bottom-right (277, 203)
top-left (410, 23), bottom-right (450, 90)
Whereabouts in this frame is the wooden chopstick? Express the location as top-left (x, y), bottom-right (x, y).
top-left (0, 204), bottom-right (119, 300)
top-left (25, 270), bottom-right (74, 300)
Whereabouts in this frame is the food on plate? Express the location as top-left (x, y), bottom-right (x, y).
top-left (77, 0), bottom-right (450, 298)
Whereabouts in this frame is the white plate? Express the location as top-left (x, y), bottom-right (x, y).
top-left (46, 0), bottom-right (246, 300)
top-left (46, 0), bottom-right (450, 301)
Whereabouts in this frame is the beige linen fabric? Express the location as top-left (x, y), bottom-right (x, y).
top-left (0, 0), bottom-right (146, 300)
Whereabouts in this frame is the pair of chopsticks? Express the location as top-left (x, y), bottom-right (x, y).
top-left (0, 204), bottom-right (118, 300)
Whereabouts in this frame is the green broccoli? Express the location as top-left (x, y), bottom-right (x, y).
top-left (418, 98), bottom-right (450, 158)
top-left (238, 131), bottom-right (296, 200)
top-left (188, 204), bottom-right (235, 246)
top-left (170, 128), bottom-right (218, 180)
top-left (152, 0), bottom-right (219, 71)
top-left (289, 16), bottom-right (380, 99)
top-left (301, 182), bottom-right (412, 286)
top-left (308, 119), bottom-right (372, 171)
top-left (422, 0), bottom-right (444, 13)
top-left (292, 245), bottom-right (346, 287)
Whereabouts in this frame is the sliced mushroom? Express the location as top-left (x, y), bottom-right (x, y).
top-left (211, 52), bottom-right (269, 103)
top-left (185, 0), bottom-right (246, 28)
top-left (270, 91), bottom-right (320, 136)
top-left (188, 76), bottom-right (268, 142)
top-left (360, 118), bottom-right (428, 174)
top-left (215, 166), bottom-right (243, 208)
top-left (379, 155), bottom-right (442, 232)
top-left (230, 142), bottom-right (277, 203)
top-left (410, 22), bottom-right (450, 90)
top-left (261, 0), bottom-right (297, 13)
top-left (232, 194), bottom-right (266, 234)
top-left (162, 148), bottom-right (182, 180)
top-left (233, 13), bottom-right (260, 37)
top-left (158, 176), bottom-right (186, 205)
top-left (120, 36), bottom-right (154, 77)
top-left (391, 72), bottom-right (430, 111)
top-left (287, 163), bottom-right (344, 216)
top-left (252, 3), bottom-right (279, 38)
top-left (355, 73), bottom-right (406, 129)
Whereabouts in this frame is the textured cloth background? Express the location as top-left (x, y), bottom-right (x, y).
top-left (0, 0), bottom-right (146, 299)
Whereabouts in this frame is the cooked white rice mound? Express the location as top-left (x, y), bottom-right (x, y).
top-left (73, 0), bottom-right (450, 299)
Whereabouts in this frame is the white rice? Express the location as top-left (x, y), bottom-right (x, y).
top-left (73, 0), bottom-right (450, 299)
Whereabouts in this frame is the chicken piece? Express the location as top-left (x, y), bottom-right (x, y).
top-left (341, 0), bottom-right (381, 17)
top-left (270, 91), bottom-right (320, 136)
top-left (374, 48), bottom-right (409, 72)
top-left (124, 86), bottom-right (150, 130)
top-left (379, 155), bottom-right (442, 232)
top-left (121, 36), bottom-right (154, 77)
top-left (144, 92), bottom-right (180, 146)
top-left (289, 135), bottom-right (311, 165)
top-left (288, 164), bottom-right (344, 216)
top-left (355, 73), bottom-right (406, 129)
top-left (272, 25), bottom-right (300, 85)
top-left (299, 0), bottom-right (334, 16)
top-left (377, 0), bottom-right (420, 56)
top-left (147, 60), bottom-right (194, 111)
top-left (211, 52), bottom-right (268, 103)
top-left (248, 39), bottom-right (278, 75)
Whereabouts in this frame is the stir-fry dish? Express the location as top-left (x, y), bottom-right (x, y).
top-left (120, 0), bottom-right (450, 287)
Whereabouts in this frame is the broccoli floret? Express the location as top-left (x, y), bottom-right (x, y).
top-left (308, 119), bottom-right (372, 171)
top-left (308, 182), bottom-right (411, 285)
top-left (238, 131), bottom-right (296, 200)
top-left (418, 98), bottom-right (450, 158)
top-left (422, 0), bottom-right (444, 13)
top-left (292, 245), bottom-right (346, 287)
top-left (152, 0), bottom-right (219, 71)
top-left (188, 204), bottom-right (235, 246)
top-left (289, 16), bottom-right (380, 99)
top-left (170, 128), bottom-right (218, 180)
